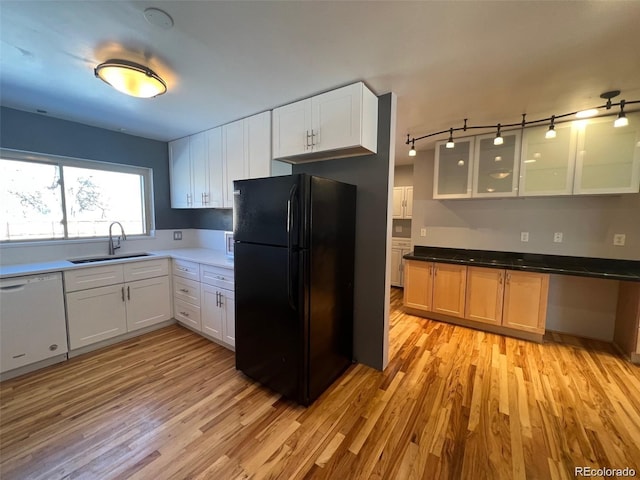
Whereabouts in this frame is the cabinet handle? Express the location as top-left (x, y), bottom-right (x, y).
top-left (180, 311), bottom-right (189, 317)
top-left (219, 294), bottom-right (223, 307)
top-left (180, 288), bottom-right (189, 293)
top-left (434, 266), bottom-right (438, 276)
top-left (215, 291), bottom-right (220, 307)
top-left (121, 286), bottom-right (125, 302)
top-left (215, 275), bottom-right (225, 280)
top-left (311, 129), bottom-right (317, 147)
top-left (127, 285), bottom-right (130, 300)
top-left (201, 192), bottom-right (205, 205)
top-left (306, 130), bottom-right (311, 149)
top-left (187, 194), bottom-right (192, 206)
top-left (506, 273), bottom-right (511, 284)
top-left (499, 273), bottom-right (503, 284)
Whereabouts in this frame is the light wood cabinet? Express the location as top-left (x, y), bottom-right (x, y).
top-left (432, 263), bottom-right (467, 318)
top-left (392, 186), bottom-right (413, 219)
top-left (403, 260), bottom-right (433, 311)
top-left (613, 282), bottom-right (640, 360)
top-left (272, 82), bottom-right (378, 162)
top-left (433, 138), bottom-right (474, 199)
top-left (502, 270), bottom-right (549, 334)
top-left (465, 267), bottom-right (504, 326)
top-left (64, 259), bottom-right (171, 349)
top-left (472, 131), bottom-right (521, 198)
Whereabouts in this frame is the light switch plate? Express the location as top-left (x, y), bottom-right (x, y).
top-left (520, 232), bottom-right (529, 242)
top-left (420, 228), bottom-right (427, 237)
top-left (553, 232), bottom-right (563, 243)
top-left (613, 233), bottom-right (626, 246)
top-left (173, 231), bottom-right (182, 241)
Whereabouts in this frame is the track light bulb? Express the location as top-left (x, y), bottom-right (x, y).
top-left (545, 125), bottom-right (557, 139)
top-left (409, 140), bottom-right (416, 156)
top-left (493, 124), bottom-right (503, 146)
top-left (614, 100), bottom-right (628, 128)
top-left (446, 128), bottom-right (455, 148)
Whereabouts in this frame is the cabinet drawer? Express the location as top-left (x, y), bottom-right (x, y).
top-left (200, 264), bottom-right (234, 290)
top-left (173, 259), bottom-right (200, 281)
top-left (64, 265), bottom-right (125, 292)
top-left (174, 277), bottom-right (201, 305)
top-left (123, 258), bottom-right (169, 282)
top-left (392, 238), bottom-right (411, 249)
top-left (174, 298), bottom-right (201, 331)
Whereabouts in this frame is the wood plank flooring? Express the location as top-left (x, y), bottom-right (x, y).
top-left (2, 287), bottom-right (640, 479)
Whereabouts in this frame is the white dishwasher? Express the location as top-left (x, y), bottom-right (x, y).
top-left (0, 272), bottom-right (68, 374)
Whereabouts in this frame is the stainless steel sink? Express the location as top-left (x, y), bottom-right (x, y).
top-left (69, 253), bottom-right (152, 264)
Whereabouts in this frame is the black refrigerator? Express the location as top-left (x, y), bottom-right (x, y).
top-left (233, 174), bottom-right (356, 406)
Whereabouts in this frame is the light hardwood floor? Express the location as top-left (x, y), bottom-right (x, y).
top-left (1, 288), bottom-right (639, 479)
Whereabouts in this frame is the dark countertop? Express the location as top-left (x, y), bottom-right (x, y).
top-left (404, 246), bottom-right (640, 282)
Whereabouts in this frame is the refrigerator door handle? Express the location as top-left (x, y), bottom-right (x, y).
top-left (287, 183), bottom-right (298, 310)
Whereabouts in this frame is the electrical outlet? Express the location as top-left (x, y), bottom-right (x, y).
top-left (173, 231), bottom-right (182, 241)
top-left (420, 228), bottom-right (427, 237)
top-left (553, 232), bottom-right (563, 243)
top-left (520, 232), bottom-right (529, 242)
top-left (613, 233), bottom-right (626, 246)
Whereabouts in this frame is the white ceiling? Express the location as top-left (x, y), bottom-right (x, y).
top-left (2, 1), bottom-right (640, 166)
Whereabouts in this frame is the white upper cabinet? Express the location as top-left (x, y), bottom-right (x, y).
top-left (392, 186), bottom-right (413, 219)
top-left (247, 111), bottom-right (272, 179)
top-left (433, 138), bottom-right (474, 199)
top-left (520, 122), bottom-right (577, 196)
top-left (574, 112), bottom-right (640, 195)
top-left (206, 127), bottom-right (224, 207)
top-left (472, 131), bottom-right (521, 198)
top-left (169, 136), bottom-right (192, 208)
top-left (222, 118), bottom-right (248, 208)
top-left (272, 82), bottom-right (378, 162)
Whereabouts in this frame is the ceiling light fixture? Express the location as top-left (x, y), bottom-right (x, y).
top-left (493, 124), bottom-right (504, 146)
top-left (614, 100), bottom-right (629, 128)
top-left (446, 128), bottom-right (455, 148)
top-left (545, 115), bottom-right (557, 139)
top-left (405, 90), bottom-right (639, 155)
top-left (94, 59), bottom-right (167, 98)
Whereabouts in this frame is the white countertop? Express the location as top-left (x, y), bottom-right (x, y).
top-left (0, 248), bottom-right (233, 278)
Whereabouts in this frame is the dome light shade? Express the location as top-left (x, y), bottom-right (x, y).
top-left (95, 59), bottom-right (167, 98)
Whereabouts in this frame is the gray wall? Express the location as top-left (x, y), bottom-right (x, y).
top-left (293, 93), bottom-right (394, 370)
top-left (411, 149), bottom-right (640, 260)
top-left (394, 165), bottom-right (414, 187)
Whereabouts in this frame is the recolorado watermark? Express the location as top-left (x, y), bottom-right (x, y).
top-left (575, 466), bottom-right (636, 477)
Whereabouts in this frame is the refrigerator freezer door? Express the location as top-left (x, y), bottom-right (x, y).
top-left (234, 242), bottom-right (305, 403)
top-left (233, 175), bottom-right (307, 248)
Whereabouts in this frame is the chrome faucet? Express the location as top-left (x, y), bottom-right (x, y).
top-left (108, 222), bottom-right (127, 255)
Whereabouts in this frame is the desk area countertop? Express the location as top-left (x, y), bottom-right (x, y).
top-left (404, 246), bottom-right (640, 282)
top-left (0, 248), bottom-right (233, 279)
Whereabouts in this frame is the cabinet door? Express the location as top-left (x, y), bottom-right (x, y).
top-left (66, 284), bottom-right (127, 349)
top-left (312, 83), bottom-right (362, 153)
top-left (190, 131), bottom-right (208, 207)
top-left (221, 288), bottom-right (235, 347)
top-left (126, 276), bottom-right (171, 332)
top-left (169, 136), bottom-right (192, 208)
top-left (503, 271), bottom-right (549, 334)
top-left (574, 112), bottom-right (640, 194)
top-left (223, 119), bottom-right (249, 207)
top-left (272, 98), bottom-right (312, 159)
top-left (206, 127), bottom-right (224, 208)
top-left (174, 276), bottom-right (200, 305)
top-left (201, 283), bottom-right (223, 340)
top-left (432, 263), bottom-right (467, 318)
top-left (465, 267), bottom-right (504, 326)
top-left (247, 111), bottom-right (272, 179)
top-left (433, 138), bottom-right (474, 199)
top-left (390, 248), bottom-right (403, 287)
top-left (520, 122), bottom-right (576, 196)
top-left (403, 260), bottom-right (433, 311)
top-left (472, 131), bottom-right (521, 198)
top-left (404, 187), bottom-right (413, 218)
top-left (392, 188), bottom-right (404, 218)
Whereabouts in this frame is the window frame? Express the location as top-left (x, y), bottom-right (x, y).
top-left (0, 148), bottom-right (155, 243)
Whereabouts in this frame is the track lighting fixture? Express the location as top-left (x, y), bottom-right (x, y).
top-left (405, 90), bottom-right (638, 155)
top-left (493, 124), bottom-right (503, 146)
top-left (614, 100), bottom-right (629, 128)
top-left (409, 139), bottom-right (416, 157)
top-left (446, 129), bottom-right (455, 148)
top-left (545, 115), bottom-right (557, 139)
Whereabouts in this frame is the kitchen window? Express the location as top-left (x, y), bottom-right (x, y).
top-left (0, 149), bottom-right (153, 242)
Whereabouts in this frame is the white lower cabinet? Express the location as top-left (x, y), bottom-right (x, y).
top-left (391, 238), bottom-right (412, 287)
top-left (172, 259), bottom-right (235, 350)
top-left (64, 259), bottom-right (171, 350)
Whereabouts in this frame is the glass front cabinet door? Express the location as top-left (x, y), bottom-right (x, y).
top-left (519, 122), bottom-right (577, 197)
top-left (573, 112), bottom-right (640, 195)
top-left (433, 138), bottom-right (474, 199)
top-left (472, 131), bottom-right (521, 198)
